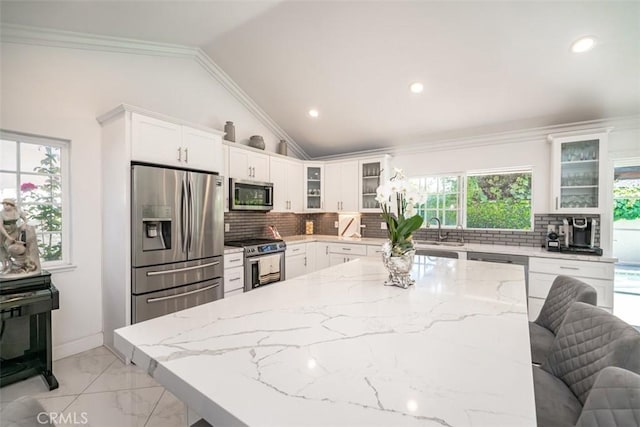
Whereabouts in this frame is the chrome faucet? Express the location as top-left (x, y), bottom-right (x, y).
top-left (456, 224), bottom-right (465, 244)
top-left (428, 217), bottom-right (448, 242)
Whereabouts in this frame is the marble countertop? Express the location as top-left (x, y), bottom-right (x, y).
top-left (115, 257), bottom-right (536, 426)
top-left (283, 234), bottom-right (617, 263)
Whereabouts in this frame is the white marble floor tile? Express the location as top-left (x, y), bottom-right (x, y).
top-left (144, 390), bottom-right (186, 427)
top-left (40, 347), bottom-right (117, 398)
top-left (84, 358), bottom-right (160, 394)
top-left (63, 387), bottom-right (164, 427)
top-left (0, 375), bottom-right (50, 403)
top-left (0, 346), bottom-right (116, 403)
top-left (38, 395), bottom-right (78, 413)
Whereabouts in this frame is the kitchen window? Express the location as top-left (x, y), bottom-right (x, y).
top-left (411, 175), bottom-right (463, 227)
top-left (465, 169), bottom-right (532, 230)
top-left (0, 130), bottom-right (70, 265)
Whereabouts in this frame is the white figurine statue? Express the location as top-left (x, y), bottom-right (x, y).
top-left (0, 198), bottom-right (41, 277)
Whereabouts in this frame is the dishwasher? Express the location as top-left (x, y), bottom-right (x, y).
top-left (467, 251), bottom-right (529, 298)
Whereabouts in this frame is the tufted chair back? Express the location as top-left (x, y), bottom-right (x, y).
top-left (535, 275), bottom-right (597, 335)
top-left (542, 302), bottom-right (640, 405)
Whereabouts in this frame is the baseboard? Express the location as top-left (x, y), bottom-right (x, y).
top-left (53, 332), bottom-right (103, 360)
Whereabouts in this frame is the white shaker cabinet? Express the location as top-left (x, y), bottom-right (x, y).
top-left (228, 146), bottom-right (270, 182)
top-left (548, 130), bottom-right (609, 213)
top-left (224, 250), bottom-right (244, 298)
top-left (270, 157), bottom-right (303, 212)
top-left (359, 156), bottom-right (390, 212)
top-left (304, 164), bottom-right (324, 211)
top-left (325, 161), bottom-right (359, 212)
top-left (528, 256), bottom-right (614, 320)
top-left (222, 144), bottom-right (229, 212)
top-left (286, 243), bottom-right (308, 279)
top-left (328, 243), bottom-right (367, 266)
top-left (315, 242), bottom-right (331, 271)
top-left (131, 113), bottom-right (223, 173)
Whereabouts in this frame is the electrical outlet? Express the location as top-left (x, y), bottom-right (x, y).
top-left (547, 225), bottom-right (556, 233)
top-left (334, 221), bottom-right (339, 228)
top-left (224, 223), bottom-right (230, 232)
top-left (381, 222), bottom-right (387, 230)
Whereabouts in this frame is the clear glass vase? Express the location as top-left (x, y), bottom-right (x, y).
top-left (381, 240), bottom-right (416, 289)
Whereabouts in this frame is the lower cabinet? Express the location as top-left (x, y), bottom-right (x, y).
top-left (286, 243), bottom-right (308, 280)
top-left (366, 244), bottom-right (384, 259)
top-left (315, 242), bottom-right (331, 270)
top-left (224, 251), bottom-right (244, 298)
top-left (328, 243), bottom-right (367, 266)
top-left (528, 257), bottom-right (614, 321)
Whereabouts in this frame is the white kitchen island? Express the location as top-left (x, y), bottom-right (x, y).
top-left (114, 256), bottom-right (536, 426)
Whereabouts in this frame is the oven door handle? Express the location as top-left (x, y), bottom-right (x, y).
top-left (146, 261), bottom-right (220, 276)
top-left (146, 283), bottom-right (220, 303)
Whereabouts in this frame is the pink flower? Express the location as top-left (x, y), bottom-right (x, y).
top-left (20, 182), bottom-right (37, 192)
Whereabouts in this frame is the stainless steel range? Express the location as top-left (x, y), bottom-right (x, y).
top-left (225, 238), bottom-right (286, 291)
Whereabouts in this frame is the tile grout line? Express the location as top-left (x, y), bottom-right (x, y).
top-left (143, 389), bottom-right (166, 427)
top-left (59, 356), bottom-right (119, 413)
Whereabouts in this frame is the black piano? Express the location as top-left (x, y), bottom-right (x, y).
top-left (0, 271), bottom-right (59, 390)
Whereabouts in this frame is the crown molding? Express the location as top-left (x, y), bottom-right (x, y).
top-left (315, 114), bottom-right (640, 161)
top-left (1, 23), bottom-right (310, 160)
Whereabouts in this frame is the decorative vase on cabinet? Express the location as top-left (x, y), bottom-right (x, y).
top-left (548, 130), bottom-right (609, 213)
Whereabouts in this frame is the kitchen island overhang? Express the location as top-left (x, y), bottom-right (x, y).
top-left (115, 256), bottom-right (535, 426)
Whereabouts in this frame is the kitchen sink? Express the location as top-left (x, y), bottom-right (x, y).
top-left (417, 240), bottom-right (465, 247)
top-left (415, 249), bottom-right (459, 259)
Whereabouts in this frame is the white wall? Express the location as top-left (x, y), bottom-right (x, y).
top-left (392, 137), bottom-right (551, 213)
top-left (0, 41), bottom-right (284, 359)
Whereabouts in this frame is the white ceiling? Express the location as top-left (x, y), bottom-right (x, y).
top-left (2, 1), bottom-right (639, 158)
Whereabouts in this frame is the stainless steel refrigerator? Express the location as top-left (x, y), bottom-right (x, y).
top-left (131, 164), bottom-right (224, 323)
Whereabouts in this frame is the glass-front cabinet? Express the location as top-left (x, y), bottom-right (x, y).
top-left (359, 156), bottom-right (390, 212)
top-left (549, 130), bottom-right (609, 213)
top-left (304, 163), bottom-right (324, 211)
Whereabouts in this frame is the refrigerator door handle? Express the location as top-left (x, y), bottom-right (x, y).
top-left (187, 173), bottom-right (195, 253)
top-left (146, 261), bottom-right (221, 276)
top-left (146, 283), bottom-right (220, 303)
top-left (181, 176), bottom-right (188, 253)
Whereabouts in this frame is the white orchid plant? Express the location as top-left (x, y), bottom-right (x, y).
top-left (376, 168), bottom-right (425, 256)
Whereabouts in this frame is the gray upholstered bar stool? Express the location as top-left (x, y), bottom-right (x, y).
top-left (575, 366), bottom-right (640, 427)
top-left (533, 302), bottom-right (640, 427)
top-left (529, 275), bottom-right (597, 364)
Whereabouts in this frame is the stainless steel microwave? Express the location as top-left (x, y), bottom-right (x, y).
top-left (230, 178), bottom-right (274, 211)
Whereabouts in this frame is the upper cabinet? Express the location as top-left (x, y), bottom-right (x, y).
top-left (304, 163), bottom-right (324, 211)
top-left (359, 156), bottom-right (390, 212)
top-left (548, 131), bottom-right (609, 213)
top-left (228, 146), bottom-right (270, 182)
top-left (131, 113), bottom-right (223, 173)
top-left (270, 156), bottom-right (303, 212)
top-left (222, 144), bottom-right (230, 212)
top-left (325, 161), bottom-right (359, 212)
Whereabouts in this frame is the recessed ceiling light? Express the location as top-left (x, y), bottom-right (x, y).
top-left (308, 109), bottom-right (319, 118)
top-left (409, 82), bottom-right (424, 94)
top-left (571, 36), bottom-right (596, 53)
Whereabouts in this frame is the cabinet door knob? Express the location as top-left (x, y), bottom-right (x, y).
top-left (178, 147), bottom-right (182, 161)
top-left (184, 148), bottom-right (189, 163)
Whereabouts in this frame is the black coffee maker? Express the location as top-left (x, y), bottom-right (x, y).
top-left (564, 217), bottom-right (597, 248)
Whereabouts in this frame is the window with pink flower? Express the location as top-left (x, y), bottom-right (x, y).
top-left (0, 130), bottom-right (69, 265)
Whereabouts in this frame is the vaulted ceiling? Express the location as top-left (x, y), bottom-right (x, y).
top-left (2, 1), bottom-right (639, 158)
